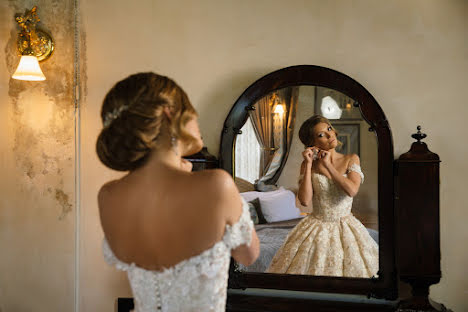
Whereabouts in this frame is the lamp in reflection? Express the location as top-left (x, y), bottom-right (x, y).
top-left (12, 6), bottom-right (54, 81)
top-left (271, 93), bottom-right (286, 116)
top-left (321, 96), bottom-right (342, 119)
top-left (273, 103), bottom-right (285, 115)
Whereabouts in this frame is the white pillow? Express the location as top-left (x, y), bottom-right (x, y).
top-left (240, 187), bottom-right (285, 202)
top-left (258, 189), bottom-right (301, 223)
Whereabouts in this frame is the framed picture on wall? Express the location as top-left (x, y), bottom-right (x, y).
top-left (332, 123), bottom-right (360, 157)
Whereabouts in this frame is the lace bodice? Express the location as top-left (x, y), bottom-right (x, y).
top-left (102, 198), bottom-right (254, 312)
top-left (311, 163), bottom-right (364, 222)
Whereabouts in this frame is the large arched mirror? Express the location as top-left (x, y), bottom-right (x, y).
top-left (220, 65), bottom-right (397, 299)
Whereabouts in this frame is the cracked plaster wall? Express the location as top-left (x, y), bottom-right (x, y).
top-left (0, 1), bottom-right (76, 311)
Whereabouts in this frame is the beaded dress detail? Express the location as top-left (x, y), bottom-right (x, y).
top-left (103, 199), bottom-right (254, 312)
top-left (267, 164), bottom-right (378, 277)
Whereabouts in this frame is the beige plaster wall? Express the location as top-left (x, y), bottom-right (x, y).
top-left (0, 1), bottom-right (76, 311)
top-left (1, 0), bottom-right (466, 311)
top-left (81, 1), bottom-right (467, 311)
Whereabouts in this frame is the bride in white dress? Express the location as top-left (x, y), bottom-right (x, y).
top-left (96, 73), bottom-right (259, 311)
top-left (267, 115), bottom-right (378, 277)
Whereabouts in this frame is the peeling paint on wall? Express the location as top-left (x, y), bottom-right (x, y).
top-left (79, 25), bottom-right (88, 102)
top-left (4, 0), bottom-right (76, 220)
top-left (56, 188), bottom-right (73, 220)
top-left (1, 0), bottom-right (78, 310)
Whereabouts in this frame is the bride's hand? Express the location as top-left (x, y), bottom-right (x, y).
top-left (317, 149), bottom-right (331, 167)
top-left (302, 147), bottom-right (318, 165)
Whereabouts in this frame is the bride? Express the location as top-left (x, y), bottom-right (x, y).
top-left (267, 115), bottom-right (378, 277)
top-left (96, 73), bottom-right (259, 311)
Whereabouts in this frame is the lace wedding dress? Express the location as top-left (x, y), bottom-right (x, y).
top-left (267, 164), bottom-right (378, 277)
top-left (103, 199), bottom-right (254, 312)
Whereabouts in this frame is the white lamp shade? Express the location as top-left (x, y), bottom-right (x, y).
top-left (320, 96), bottom-right (342, 119)
top-left (12, 55), bottom-right (46, 81)
top-left (274, 104), bottom-right (285, 114)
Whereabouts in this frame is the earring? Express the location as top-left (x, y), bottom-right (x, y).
top-left (171, 135), bottom-right (179, 156)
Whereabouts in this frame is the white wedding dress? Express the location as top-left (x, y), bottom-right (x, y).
top-left (267, 164), bottom-right (378, 277)
top-left (103, 199), bottom-right (254, 312)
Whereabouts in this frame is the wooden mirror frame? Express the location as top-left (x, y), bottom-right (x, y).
top-left (219, 65), bottom-right (397, 299)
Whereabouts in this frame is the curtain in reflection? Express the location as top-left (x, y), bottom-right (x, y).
top-left (248, 96), bottom-right (275, 178)
top-left (255, 87), bottom-right (299, 188)
top-left (285, 87), bottom-right (298, 165)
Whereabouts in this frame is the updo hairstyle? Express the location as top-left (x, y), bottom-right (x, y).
top-left (298, 115), bottom-right (341, 148)
top-left (96, 72), bottom-right (197, 171)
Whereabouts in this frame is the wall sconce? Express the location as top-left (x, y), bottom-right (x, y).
top-left (12, 6), bottom-right (54, 81)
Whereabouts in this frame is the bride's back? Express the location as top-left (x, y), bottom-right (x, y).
top-left (99, 166), bottom-right (231, 271)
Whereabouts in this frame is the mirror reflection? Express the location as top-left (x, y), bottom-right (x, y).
top-left (234, 86), bottom-right (379, 278)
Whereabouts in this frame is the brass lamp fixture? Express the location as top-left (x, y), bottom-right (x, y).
top-left (12, 6), bottom-right (54, 81)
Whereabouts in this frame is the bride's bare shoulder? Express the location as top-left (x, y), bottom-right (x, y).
top-left (191, 169), bottom-right (241, 223)
top-left (345, 153), bottom-right (360, 165)
top-left (97, 179), bottom-right (123, 208)
top-left (190, 169), bottom-right (239, 207)
top-left (191, 169), bottom-right (236, 191)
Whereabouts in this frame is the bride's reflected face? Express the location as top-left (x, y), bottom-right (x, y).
top-left (312, 122), bottom-right (338, 151)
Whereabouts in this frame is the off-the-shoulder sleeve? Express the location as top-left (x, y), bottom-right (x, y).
top-left (347, 163), bottom-right (364, 184)
top-left (102, 238), bottom-right (132, 271)
top-left (223, 198), bottom-right (254, 250)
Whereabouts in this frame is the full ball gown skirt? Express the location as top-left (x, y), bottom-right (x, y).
top-left (267, 164), bottom-right (378, 278)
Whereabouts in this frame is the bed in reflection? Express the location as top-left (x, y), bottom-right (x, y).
top-left (239, 217), bottom-right (301, 272)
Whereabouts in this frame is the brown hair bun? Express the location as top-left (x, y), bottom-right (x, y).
top-left (96, 72), bottom-right (197, 171)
